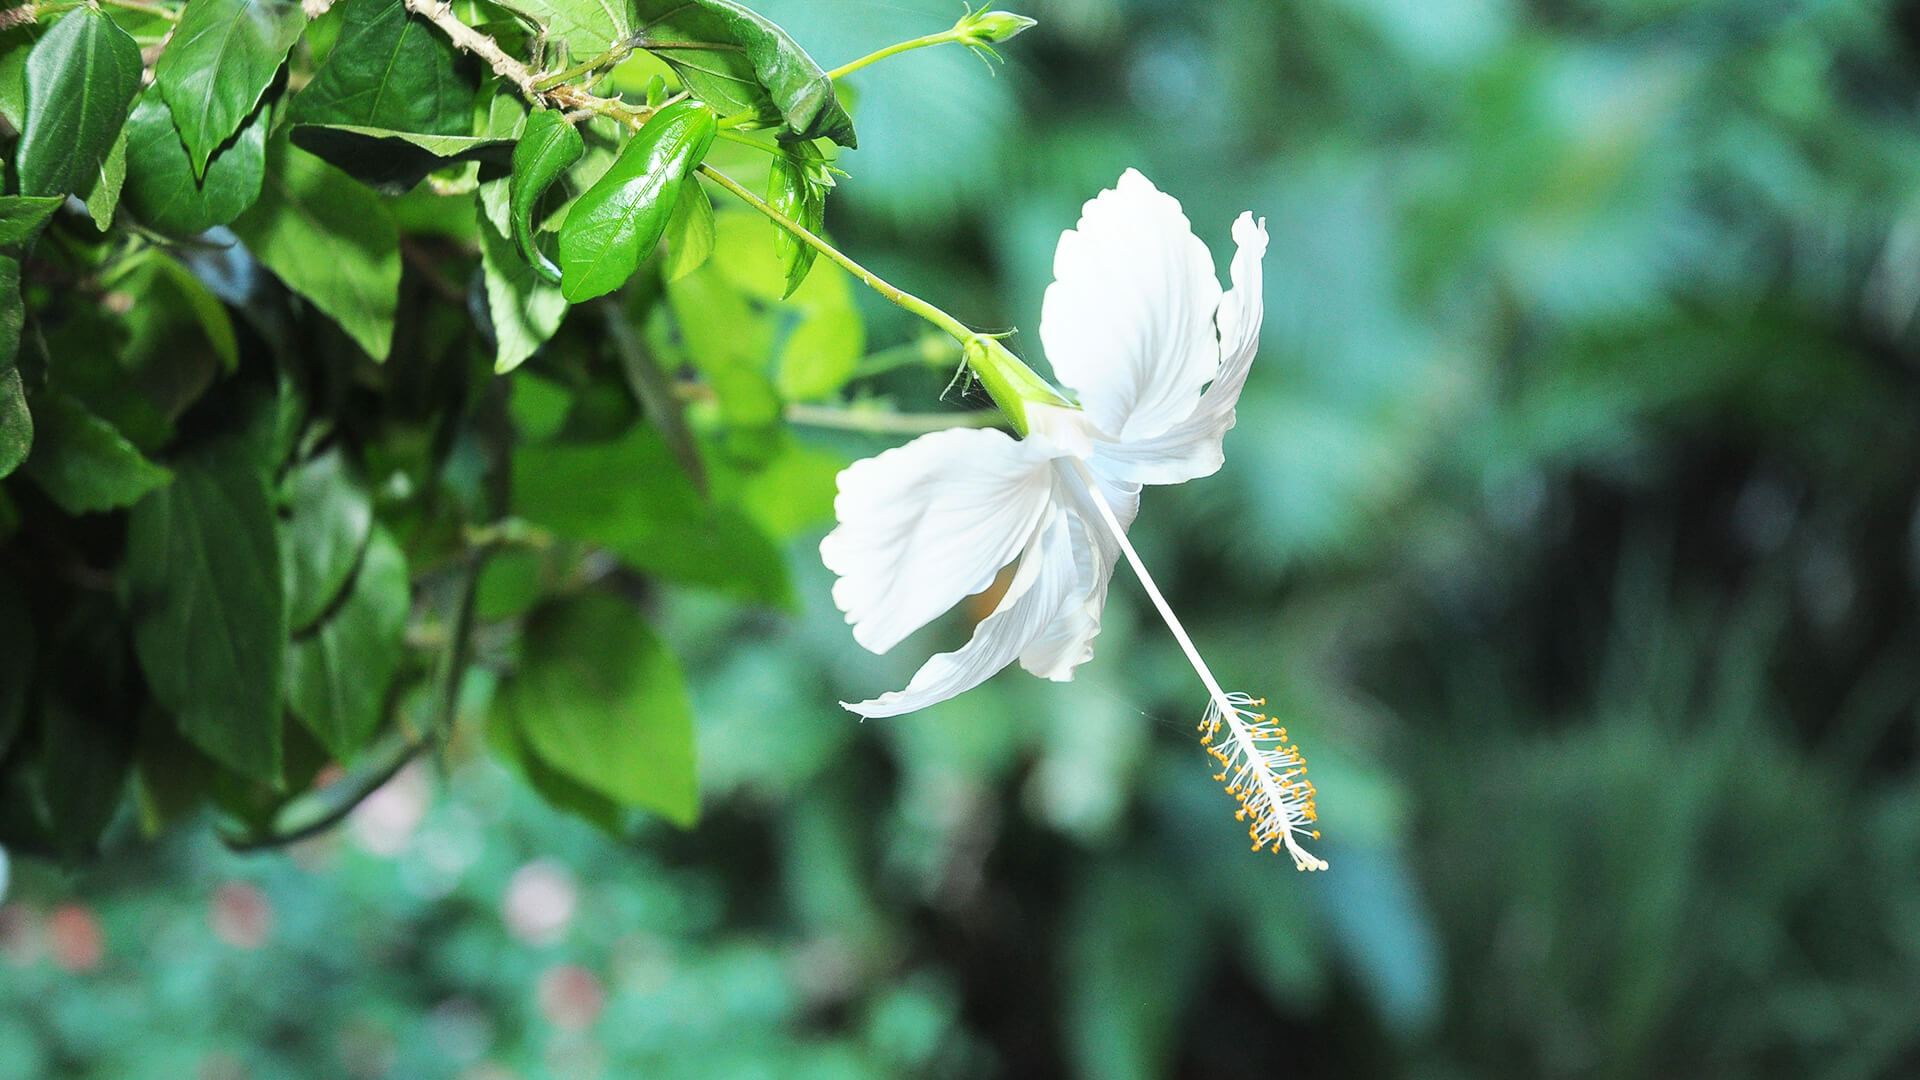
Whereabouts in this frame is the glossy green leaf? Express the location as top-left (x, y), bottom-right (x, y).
top-left (126, 436), bottom-right (285, 784)
top-left (21, 388), bottom-right (173, 514)
top-left (766, 141), bottom-right (825, 297)
top-left (280, 447), bottom-right (374, 632)
top-left (0, 196), bottom-right (63, 246)
top-left (123, 92), bottom-right (268, 236)
top-left (509, 109), bottom-right (584, 283)
top-left (83, 115), bottom-right (128, 231)
top-left (512, 426), bottom-right (792, 606)
top-left (289, 0), bottom-right (472, 136)
top-left (0, 23), bottom-right (41, 132)
top-left (17, 8), bottom-right (142, 198)
top-left (288, 125), bottom-right (513, 196)
top-left (479, 210), bottom-right (568, 374)
top-left (286, 526), bottom-right (408, 761)
top-left (232, 133), bottom-right (400, 359)
top-left (153, 0), bottom-right (306, 176)
top-left (558, 101), bottom-right (717, 302)
top-left (500, 593), bottom-right (697, 826)
top-left (662, 176), bottom-right (716, 283)
top-left (0, 369), bottom-right (29, 479)
top-left (632, 0), bottom-right (856, 148)
top-left (0, 577), bottom-right (30, 760)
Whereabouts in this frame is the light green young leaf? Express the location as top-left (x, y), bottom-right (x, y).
top-left (558, 101), bottom-right (717, 302)
top-left (231, 133), bottom-right (400, 359)
top-left (508, 109), bottom-right (584, 283)
top-left (662, 177), bottom-right (716, 283)
top-left (17, 8), bottom-right (142, 198)
top-left (22, 388), bottom-right (173, 514)
top-left (500, 593), bottom-right (697, 826)
top-left (479, 211), bottom-right (569, 374)
top-left (153, 0), bottom-right (307, 176)
top-left (126, 436), bottom-right (286, 784)
top-left (631, 0), bottom-right (856, 148)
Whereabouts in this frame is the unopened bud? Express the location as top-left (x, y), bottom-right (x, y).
top-left (962, 335), bottom-right (1073, 437)
top-left (956, 9), bottom-right (1037, 45)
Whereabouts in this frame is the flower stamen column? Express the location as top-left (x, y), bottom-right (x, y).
top-left (1073, 462), bottom-right (1327, 871)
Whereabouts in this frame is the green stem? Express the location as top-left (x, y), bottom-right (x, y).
top-left (533, 40), bottom-right (635, 90)
top-left (714, 129), bottom-right (778, 155)
top-left (827, 30), bottom-right (957, 80)
top-left (696, 162), bottom-right (972, 343)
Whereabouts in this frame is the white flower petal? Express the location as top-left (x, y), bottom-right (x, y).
top-left (1019, 464), bottom-right (1140, 680)
top-left (1087, 212), bottom-right (1268, 486)
top-left (821, 427), bottom-right (1059, 655)
top-left (843, 510), bottom-right (1079, 718)
top-left (1040, 169), bottom-right (1223, 443)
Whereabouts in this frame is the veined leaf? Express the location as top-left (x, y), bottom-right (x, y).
top-left (479, 209), bottom-right (568, 374)
top-left (153, 0), bottom-right (306, 177)
top-left (557, 100), bottom-right (717, 302)
top-left (289, 124), bottom-right (513, 195)
top-left (286, 525), bottom-right (409, 761)
top-left (17, 8), bottom-right (143, 198)
top-left (0, 196), bottom-right (63, 247)
top-left (0, 369), bottom-right (29, 479)
top-left (662, 177), bottom-right (716, 283)
top-left (289, 0), bottom-right (472, 136)
top-left (492, 0), bottom-right (629, 69)
top-left (232, 133), bottom-right (400, 360)
top-left (0, 257), bottom-right (22, 374)
top-left (126, 436), bottom-right (286, 784)
top-left (500, 594), bottom-right (697, 826)
top-left (632, 0), bottom-right (856, 148)
top-left (22, 388), bottom-right (173, 514)
top-left (279, 447), bottom-right (374, 633)
top-left (123, 92), bottom-right (269, 236)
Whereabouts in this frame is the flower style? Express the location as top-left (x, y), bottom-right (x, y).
top-left (820, 170), bottom-right (1324, 869)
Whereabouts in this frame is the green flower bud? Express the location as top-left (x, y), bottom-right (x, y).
top-left (955, 8), bottom-right (1038, 45)
top-left (962, 335), bottom-right (1073, 437)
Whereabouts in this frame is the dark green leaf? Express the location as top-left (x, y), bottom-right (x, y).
top-left (557, 100), bottom-right (717, 302)
top-left (509, 109), bottom-right (584, 283)
top-left (0, 196), bottom-right (64, 246)
top-left (21, 388), bottom-right (174, 514)
top-left (0, 368), bottom-right (30, 479)
top-left (17, 8), bottom-right (143, 198)
top-left (83, 124), bottom-right (128, 231)
top-left (632, 0), bottom-right (856, 147)
top-left (231, 132), bottom-right (400, 359)
top-left (499, 593), bottom-right (697, 825)
top-left (123, 92), bottom-right (268, 236)
top-left (0, 577), bottom-right (30, 761)
top-left (289, 0), bottom-right (472, 136)
top-left (37, 692), bottom-right (134, 857)
top-left (1, 256), bottom-right (23, 375)
top-left (662, 175), bottom-right (716, 283)
top-left (280, 447), bottom-right (374, 632)
top-left (479, 209), bottom-right (568, 374)
top-left (0, 22), bottom-right (41, 132)
top-left (513, 426), bottom-right (792, 606)
top-left (153, 0), bottom-right (306, 176)
top-left (126, 436), bottom-right (286, 784)
top-left (286, 526), bottom-right (409, 761)
top-left (288, 125), bottom-right (513, 196)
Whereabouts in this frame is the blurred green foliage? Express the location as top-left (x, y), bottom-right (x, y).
top-left (6, 0), bottom-right (1920, 1077)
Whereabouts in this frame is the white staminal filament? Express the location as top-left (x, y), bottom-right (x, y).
top-left (1073, 462), bottom-right (1327, 871)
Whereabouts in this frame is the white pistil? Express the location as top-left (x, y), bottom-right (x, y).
top-left (1072, 463), bottom-right (1326, 871)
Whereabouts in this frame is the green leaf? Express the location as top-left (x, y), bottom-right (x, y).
top-left (21, 388), bottom-right (174, 514)
top-left (289, 0), bottom-right (472, 137)
top-left (231, 133), bottom-right (400, 359)
top-left (512, 426), bottom-right (792, 606)
top-left (288, 125), bottom-right (513, 196)
top-left (37, 690), bottom-right (134, 857)
top-left (493, 0), bottom-right (629, 69)
top-left (479, 209), bottom-right (568, 374)
top-left (0, 22), bottom-right (42, 132)
top-left (1, 256), bottom-right (24, 375)
top-left (153, 0), bottom-right (306, 176)
top-left (83, 124), bottom-right (128, 231)
top-left (125, 436), bottom-right (286, 784)
top-left (0, 577), bottom-right (31, 761)
top-left (286, 525), bottom-right (408, 761)
top-left (0, 196), bottom-right (64, 246)
top-left (558, 100), bottom-right (717, 302)
top-left (122, 92), bottom-right (268, 236)
top-left (662, 176), bottom-right (716, 283)
top-left (280, 447), bottom-right (374, 632)
top-left (509, 109), bottom-right (584, 283)
top-left (17, 8), bottom-right (143, 198)
top-left (499, 593), bottom-right (697, 826)
top-left (487, 692), bottom-right (626, 834)
top-left (632, 0), bottom-right (856, 148)
top-left (0, 368), bottom-right (30, 479)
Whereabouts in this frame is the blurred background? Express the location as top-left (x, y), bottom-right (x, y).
top-left (7, 0), bottom-right (1920, 1076)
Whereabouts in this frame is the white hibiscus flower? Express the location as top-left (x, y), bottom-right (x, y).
top-left (820, 169), bottom-right (1324, 869)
